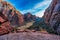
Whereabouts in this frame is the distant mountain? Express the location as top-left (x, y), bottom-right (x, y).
top-left (24, 12), bottom-right (36, 22)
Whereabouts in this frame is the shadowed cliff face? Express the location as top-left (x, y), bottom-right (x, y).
top-left (44, 0), bottom-right (60, 34)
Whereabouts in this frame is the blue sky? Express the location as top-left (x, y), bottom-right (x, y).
top-left (5, 0), bottom-right (52, 17)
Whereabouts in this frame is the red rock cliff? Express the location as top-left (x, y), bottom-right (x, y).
top-left (0, 1), bottom-right (24, 27)
top-left (0, 1), bottom-right (24, 35)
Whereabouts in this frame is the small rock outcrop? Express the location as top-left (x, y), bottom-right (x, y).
top-left (44, 0), bottom-right (60, 34)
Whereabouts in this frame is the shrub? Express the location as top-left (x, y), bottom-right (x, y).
top-left (27, 18), bottom-right (59, 35)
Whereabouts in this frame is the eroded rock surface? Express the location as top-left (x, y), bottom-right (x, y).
top-left (0, 32), bottom-right (60, 40)
top-left (0, 1), bottom-right (24, 27)
top-left (0, 1), bottom-right (24, 35)
top-left (44, 0), bottom-right (60, 34)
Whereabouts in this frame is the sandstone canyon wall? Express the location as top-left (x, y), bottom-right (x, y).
top-left (0, 1), bottom-right (24, 35)
top-left (0, 1), bottom-right (24, 27)
top-left (44, 0), bottom-right (60, 34)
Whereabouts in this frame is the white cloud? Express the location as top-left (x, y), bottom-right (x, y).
top-left (20, 0), bottom-right (52, 17)
top-left (34, 0), bottom-right (52, 17)
top-left (34, 0), bottom-right (52, 9)
top-left (20, 9), bottom-right (36, 14)
top-left (35, 10), bottom-right (45, 17)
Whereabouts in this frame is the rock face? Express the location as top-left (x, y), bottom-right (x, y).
top-left (0, 1), bottom-right (37, 35)
top-left (0, 1), bottom-right (24, 35)
top-left (44, 0), bottom-right (60, 34)
top-left (0, 13), bottom-right (13, 35)
top-left (0, 32), bottom-right (60, 40)
top-left (0, 1), bottom-right (24, 27)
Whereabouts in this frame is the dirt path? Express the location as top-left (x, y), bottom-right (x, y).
top-left (0, 32), bottom-right (60, 40)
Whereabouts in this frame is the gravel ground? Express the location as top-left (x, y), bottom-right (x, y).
top-left (0, 32), bottom-right (60, 40)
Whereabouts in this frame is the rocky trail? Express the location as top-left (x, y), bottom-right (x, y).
top-left (0, 32), bottom-right (60, 40)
